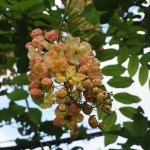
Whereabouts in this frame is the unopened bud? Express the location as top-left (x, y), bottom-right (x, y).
top-left (57, 88), bottom-right (67, 99)
top-left (83, 79), bottom-right (93, 89)
top-left (53, 117), bottom-right (65, 127)
top-left (41, 77), bottom-right (53, 89)
top-left (32, 36), bottom-right (45, 50)
top-left (92, 79), bottom-right (102, 87)
top-left (70, 129), bottom-right (79, 138)
top-left (58, 104), bottom-right (68, 112)
top-left (30, 88), bottom-right (43, 100)
top-left (31, 28), bottom-right (43, 38)
top-left (82, 102), bottom-right (92, 115)
top-left (88, 116), bottom-right (98, 128)
top-left (98, 122), bottom-right (106, 131)
top-left (45, 30), bottom-right (58, 42)
top-left (28, 82), bottom-right (41, 91)
top-left (76, 83), bottom-right (84, 91)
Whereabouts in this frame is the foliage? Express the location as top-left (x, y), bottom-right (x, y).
top-left (0, 0), bottom-right (150, 149)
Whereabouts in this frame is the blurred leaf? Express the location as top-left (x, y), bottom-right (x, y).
top-left (105, 133), bottom-right (118, 146)
top-left (12, 74), bottom-right (30, 85)
top-left (114, 93), bottom-right (141, 104)
top-left (102, 65), bottom-right (126, 76)
top-left (28, 108), bottom-right (42, 125)
top-left (97, 49), bottom-right (118, 61)
top-left (39, 121), bottom-right (63, 139)
top-left (140, 52), bottom-right (150, 65)
top-left (0, 89), bottom-right (7, 96)
top-left (81, 4), bottom-right (100, 25)
top-left (123, 116), bottom-right (148, 137)
top-left (128, 55), bottom-right (139, 77)
top-left (8, 89), bottom-right (29, 101)
top-left (139, 65), bottom-right (149, 86)
top-left (108, 77), bottom-right (133, 88)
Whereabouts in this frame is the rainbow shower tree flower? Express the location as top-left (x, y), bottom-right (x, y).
top-left (26, 28), bottom-right (112, 138)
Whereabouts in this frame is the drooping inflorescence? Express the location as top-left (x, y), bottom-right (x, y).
top-left (26, 28), bottom-right (112, 138)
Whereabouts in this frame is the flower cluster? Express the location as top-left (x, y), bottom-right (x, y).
top-left (26, 28), bottom-right (112, 137)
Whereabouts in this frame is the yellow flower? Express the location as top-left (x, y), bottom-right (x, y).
top-left (65, 34), bottom-right (92, 63)
top-left (55, 66), bottom-right (85, 84)
top-left (40, 87), bottom-right (55, 109)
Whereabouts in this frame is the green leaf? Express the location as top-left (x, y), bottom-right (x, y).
top-left (103, 111), bottom-right (117, 131)
top-left (140, 52), bottom-right (150, 65)
top-left (139, 65), bottom-right (149, 86)
top-left (108, 77), bottom-right (133, 88)
top-left (117, 46), bottom-right (129, 64)
top-left (114, 93), bottom-right (141, 104)
top-left (12, 74), bottom-right (30, 85)
top-left (102, 65), bottom-right (126, 76)
top-left (97, 49), bottom-right (118, 61)
top-left (81, 4), bottom-right (100, 25)
top-left (8, 89), bottom-right (29, 101)
top-left (128, 55), bottom-right (139, 77)
top-left (0, 90), bottom-right (7, 96)
top-left (105, 133), bottom-right (118, 146)
top-left (28, 108), bottom-right (42, 125)
top-left (40, 121), bottom-right (63, 139)
top-left (119, 107), bottom-right (139, 119)
top-left (123, 116), bottom-right (148, 138)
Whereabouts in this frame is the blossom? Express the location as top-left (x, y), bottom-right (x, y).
top-left (65, 34), bottom-right (92, 63)
top-left (32, 36), bottom-right (45, 50)
top-left (30, 28), bottom-right (44, 38)
top-left (45, 30), bottom-right (58, 42)
top-left (30, 88), bottom-right (43, 100)
top-left (41, 78), bottom-right (53, 89)
top-left (55, 66), bottom-right (85, 84)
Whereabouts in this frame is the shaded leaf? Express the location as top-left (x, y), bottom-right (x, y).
top-left (8, 89), bottom-right (29, 101)
top-left (12, 74), bottom-right (30, 85)
top-left (28, 108), bottom-right (42, 125)
top-left (105, 133), bottom-right (118, 146)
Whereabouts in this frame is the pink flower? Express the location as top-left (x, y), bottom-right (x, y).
top-left (28, 82), bottom-right (41, 91)
top-left (45, 30), bottom-right (58, 42)
top-left (25, 42), bottom-right (32, 49)
top-left (30, 88), bottom-right (43, 100)
top-left (32, 36), bottom-right (45, 50)
top-left (30, 28), bottom-right (43, 38)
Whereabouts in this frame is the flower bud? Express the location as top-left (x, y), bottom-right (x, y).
top-left (82, 79), bottom-right (93, 89)
top-left (68, 103), bottom-right (80, 115)
top-left (101, 105), bottom-right (112, 114)
top-left (57, 88), bottom-right (67, 99)
top-left (28, 82), bottom-right (41, 91)
top-left (70, 129), bottom-right (79, 138)
top-left (88, 116), bottom-right (98, 128)
top-left (45, 30), bottom-right (58, 42)
top-left (30, 88), bottom-right (43, 100)
top-left (82, 102), bottom-right (92, 115)
top-left (58, 104), bottom-right (68, 112)
top-left (92, 87), bottom-right (99, 93)
top-left (97, 91), bottom-right (105, 100)
top-left (84, 90), bottom-right (95, 102)
top-left (76, 83), bottom-right (83, 91)
top-left (25, 42), bottom-right (32, 49)
top-left (53, 117), bottom-right (65, 127)
top-left (92, 79), bottom-right (102, 87)
top-left (41, 77), bottom-right (53, 89)
top-left (32, 36), bottom-right (45, 50)
top-left (98, 122), bottom-right (106, 131)
top-left (31, 28), bottom-right (43, 38)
